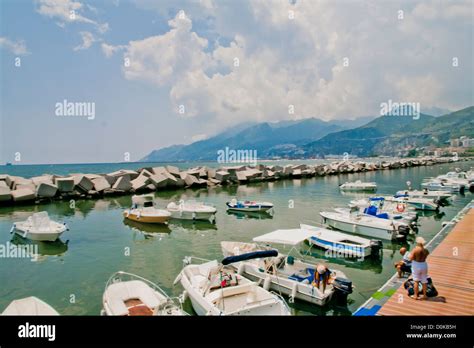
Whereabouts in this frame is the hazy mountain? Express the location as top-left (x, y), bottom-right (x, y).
top-left (302, 106), bottom-right (473, 157)
top-left (141, 118), bottom-right (345, 162)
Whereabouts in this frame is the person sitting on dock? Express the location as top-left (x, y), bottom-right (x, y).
top-left (394, 247), bottom-right (412, 278)
top-left (409, 237), bottom-right (430, 300)
top-left (313, 264), bottom-right (330, 293)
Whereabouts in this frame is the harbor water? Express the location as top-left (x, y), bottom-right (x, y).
top-left (0, 160), bottom-right (473, 315)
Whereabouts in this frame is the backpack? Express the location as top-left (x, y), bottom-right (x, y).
top-left (404, 277), bottom-right (438, 297)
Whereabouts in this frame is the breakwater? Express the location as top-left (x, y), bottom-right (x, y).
top-left (0, 156), bottom-right (468, 206)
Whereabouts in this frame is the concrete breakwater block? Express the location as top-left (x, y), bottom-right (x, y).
top-left (16, 184), bottom-right (36, 191)
top-left (36, 182), bottom-right (58, 198)
top-left (11, 177), bottom-right (34, 190)
top-left (149, 173), bottom-right (168, 188)
top-left (73, 175), bottom-right (94, 193)
top-left (55, 177), bottom-right (75, 192)
top-left (0, 186), bottom-right (12, 201)
top-left (92, 177), bottom-right (111, 192)
top-left (112, 176), bottom-right (132, 191)
top-left (108, 170), bottom-right (139, 180)
top-left (215, 170), bottom-right (230, 181)
top-left (165, 165), bottom-right (180, 177)
top-left (11, 188), bottom-right (36, 202)
top-left (131, 175), bottom-right (150, 191)
top-left (0, 175), bottom-right (12, 188)
top-left (236, 171), bottom-right (248, 182)
top-left (31, 175), bottom-right (53, 186)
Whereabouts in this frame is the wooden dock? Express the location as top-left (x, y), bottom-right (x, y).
top-left (354, 200), bottom-right (474, 316)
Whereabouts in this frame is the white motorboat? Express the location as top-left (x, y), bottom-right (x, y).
top-left (2, 296), bottom-right (59, 315)
top-left (386, 194), bottom-right (439, 211)
top-left (221, 235), bottom-right (354, 306)
top-left (124, 194), bottom-right (171, 224)
top-left (339, 180), bottom-right (377, 192)
top-left (320, 210), bottom-right (411, 241)
top-left (301, 224), bottom-right (382, 258)
top-left (174, 253), bottom-right (291, 315)
top-left (102, 271), bottom-right (187, 316)
top-left (421, 179), bottom-right (463, 193)
top-left (167, 200), bottom-right (217, 222)
top-left (226, 199), bottom-right (274, 213)
top-left (395, 189), bottom-right (452, 203)
top-left (349, 197), bottom-right (418, 224)
top-left (11, 212), bottom-right (68, 242)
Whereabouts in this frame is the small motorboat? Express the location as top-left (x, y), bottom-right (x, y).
top-left (225, 198), bottom-right (274, 213)
top-left (123, 194), bottom-right (171, 224)
top-left (11, 212), bottom-right (68, 242)
top-left (101, 271), bottom-right (187, 316)
top-left (349, 197), bottom-right (418, 224)
top-left (221, 235), bottom-right (354, 306)
top-left (167, 200), bottom-right (217, 222)
top-left (395, 189), bottom-right (452, 204)
top-left (339, 180), bottom-right (377, 192)
top-left (2, 296), bottom-right (59, 315)
top-left (386, 194), bottom-right (439, 211)
top-left (320, 210), bottom-right (411, 241)
top-left (421, 179), bottom-right (464, 193)
top-left (301, 224), bottom-right (382, 258)
top-left (174, 253), bottom-right (291, 315)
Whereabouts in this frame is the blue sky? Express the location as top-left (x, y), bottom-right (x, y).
top-left (1, 0), bottom-right (472, 164)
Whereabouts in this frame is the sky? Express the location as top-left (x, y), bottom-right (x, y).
top-left (0, 0), bottom-right (472, 164)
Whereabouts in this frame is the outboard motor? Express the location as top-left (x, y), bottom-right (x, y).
top-left (333, 277), bottom-right (353, 303)
top-left (398, 225), bottom-right (410, 236)
top-left (434, 198), bottom-right (445, 207)
top-left (410, 221), bottom-right (419, 233)
top-left (369, 239), bottom-right (383, 258)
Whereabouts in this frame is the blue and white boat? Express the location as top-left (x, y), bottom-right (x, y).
top-left (225, 199), bottom-right (273, 213)
top-left (301, 224), bottom-right (381, 258)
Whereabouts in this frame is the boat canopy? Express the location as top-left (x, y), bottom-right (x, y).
top-left (221, 250), bottom-right (278, 265)
top-left (253, 228), bottom-right (315, 246)
top-left (369, 197), bottom-right (385, 201)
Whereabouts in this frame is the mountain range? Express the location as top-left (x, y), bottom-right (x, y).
top-left (141, 107), bottom-right (473, 161)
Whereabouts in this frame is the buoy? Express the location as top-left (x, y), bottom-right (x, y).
top-left (263, 276), bottom-right (271, 291)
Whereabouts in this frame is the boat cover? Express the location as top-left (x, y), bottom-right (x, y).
top-left (253, 228), bottom-right (315, 245)
top-left (221, 250), bottom-right (278, 265)
top-left (2, 296), bottom-right (59, 315)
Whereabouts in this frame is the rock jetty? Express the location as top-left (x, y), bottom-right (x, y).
top-left (0, 157), bottom-right (468, 206)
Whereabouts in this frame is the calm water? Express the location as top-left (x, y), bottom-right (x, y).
top-left (0, 160), bottom-right (472, 315)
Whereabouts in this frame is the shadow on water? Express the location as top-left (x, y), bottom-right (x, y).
top-left (10, 234), bottom-right (69, 257)
top-left (122, 219), bottom-right (172, 235)
top-left (226, 210), bottom-right (273, 220)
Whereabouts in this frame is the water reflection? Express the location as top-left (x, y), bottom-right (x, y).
top-left (123, 219), bottom-right (172, 235)
top-left (10, 234), bottom-right (69, 258)
top-left (226, 210), bottom-right (273, 220)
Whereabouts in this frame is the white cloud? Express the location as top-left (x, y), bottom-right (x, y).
top-left (106, 0), bottom-right (473, 128)
top-left (36, 0), bottom-right (109, 32)
top-left (73, 31), bottom-right (97, 51)
top-left (0, 37), bottom-right (30, 55)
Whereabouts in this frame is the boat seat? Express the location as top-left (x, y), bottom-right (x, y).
top-left (288, 268), bottom-right (316, 283)
top-left (104, 280), bottom-right (162, 316)
top-left (206, 283), bottom-right (256, 304)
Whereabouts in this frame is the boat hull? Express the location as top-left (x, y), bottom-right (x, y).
top-left (308, 236), bottom-right (370, 258)
top-left (321, 216), bottom-right (396, 240)
top-left (14, 229), bottom-right (63, 242)
top-left (168, 210), bottom-right (215, 221)
top-left (123, 212), bottom-right (170, 224)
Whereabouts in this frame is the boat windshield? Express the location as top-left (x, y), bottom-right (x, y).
top-left (143, 201), bottom-right (154, 208)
